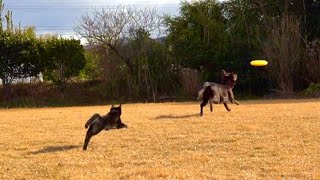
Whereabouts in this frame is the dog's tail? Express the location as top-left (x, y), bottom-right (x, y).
top-left (197, 82), bottom-right (212, 100)
top-left (85, 113), bottom-right (101, 128)
top-left (197, 89), bottom-right (204, 100)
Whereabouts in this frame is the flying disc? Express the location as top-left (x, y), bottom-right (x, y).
top-left (250, 60), bottom-right (268, 66)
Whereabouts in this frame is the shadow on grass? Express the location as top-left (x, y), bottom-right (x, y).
top-left (154, 113), bottom-right (199, 120)
top-left (28, 145), bottom-right (81, 155)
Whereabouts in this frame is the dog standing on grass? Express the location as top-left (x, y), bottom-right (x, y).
top-left (83, 104), bottom-right (127, 151)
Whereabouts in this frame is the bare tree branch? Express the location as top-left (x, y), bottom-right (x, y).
top-left (74, 5), bottom-right (163, 72)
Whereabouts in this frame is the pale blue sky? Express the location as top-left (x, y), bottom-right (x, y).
top-left (3, 0), bottom-right (226, 42)
top-left (3, 0), bottom-right (182, 37)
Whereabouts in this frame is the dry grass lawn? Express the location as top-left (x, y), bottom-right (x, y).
top-left (0, 99), bottom-right (320, 179)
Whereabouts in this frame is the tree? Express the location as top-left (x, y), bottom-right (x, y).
top-left (43, 37), bottom-right (86, 84)
top-left (262, 14), bottom-right (303, 94)
top-left (221, 0), bottom-right (272, 96)
top-left (125, 28), bottom-right (179, 101)
top-left (79, 50), bottom-right (103, 80)
top-left (0, 1), bottom-right (44, 100)
top-left (164, 0), bottom-right (228, 80)
top-left (74, 6), bottom-right (162, 73)
top-left (253, 1), bottom-right (308, 93)
top-left (222, 0), bottom-right (262, 63)
top-left (74, 5), bottom-right (181, 101)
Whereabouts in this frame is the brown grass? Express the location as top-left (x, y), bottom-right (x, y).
top-left (0, 99), bottom-right (320, 179)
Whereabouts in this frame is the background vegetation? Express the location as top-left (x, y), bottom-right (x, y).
top-left (0, 0), bottom-right (319, 107)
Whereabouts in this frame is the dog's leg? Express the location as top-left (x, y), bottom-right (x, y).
top-left (200, 98), bottom-right (208, 116)
top-left (227, 88), bottom-right (239, 105)
top-left (116, 118), bottom-right (128, 129)
top-left (209, 99), bottom-right (213, 112)
top-left (230, 98), bottom-right (239, 105)
top-left (83, 130), bottom-right (93, 151)
top-left (224, 103), bottom-right (231, 111)
top-left (83, 125), bottom-right (102, 151)
top-left (234, 100), bottom-right (240, 105)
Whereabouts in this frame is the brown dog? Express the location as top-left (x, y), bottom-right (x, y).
top-left (199, 70), bottom-right (239, 116)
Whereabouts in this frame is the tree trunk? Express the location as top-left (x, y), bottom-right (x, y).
top-left (1, 77), bottom-right (12, 101)
top-left (262, 14), bottom-right (302, 94)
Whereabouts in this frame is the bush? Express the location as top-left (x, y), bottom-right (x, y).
top-left (303, 83), bottom-right (320, 97)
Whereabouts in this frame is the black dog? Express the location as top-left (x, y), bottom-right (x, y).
top-left (83, 104), bottom-right (127, 151)
top-left (199, 71), bottom-right (239, 116)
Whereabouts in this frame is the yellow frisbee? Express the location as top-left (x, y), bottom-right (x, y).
top-left (250, 60), bottom-right (268, 66)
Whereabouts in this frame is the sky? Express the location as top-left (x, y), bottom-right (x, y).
top-left (3, 0), bottom-right (183, 39)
